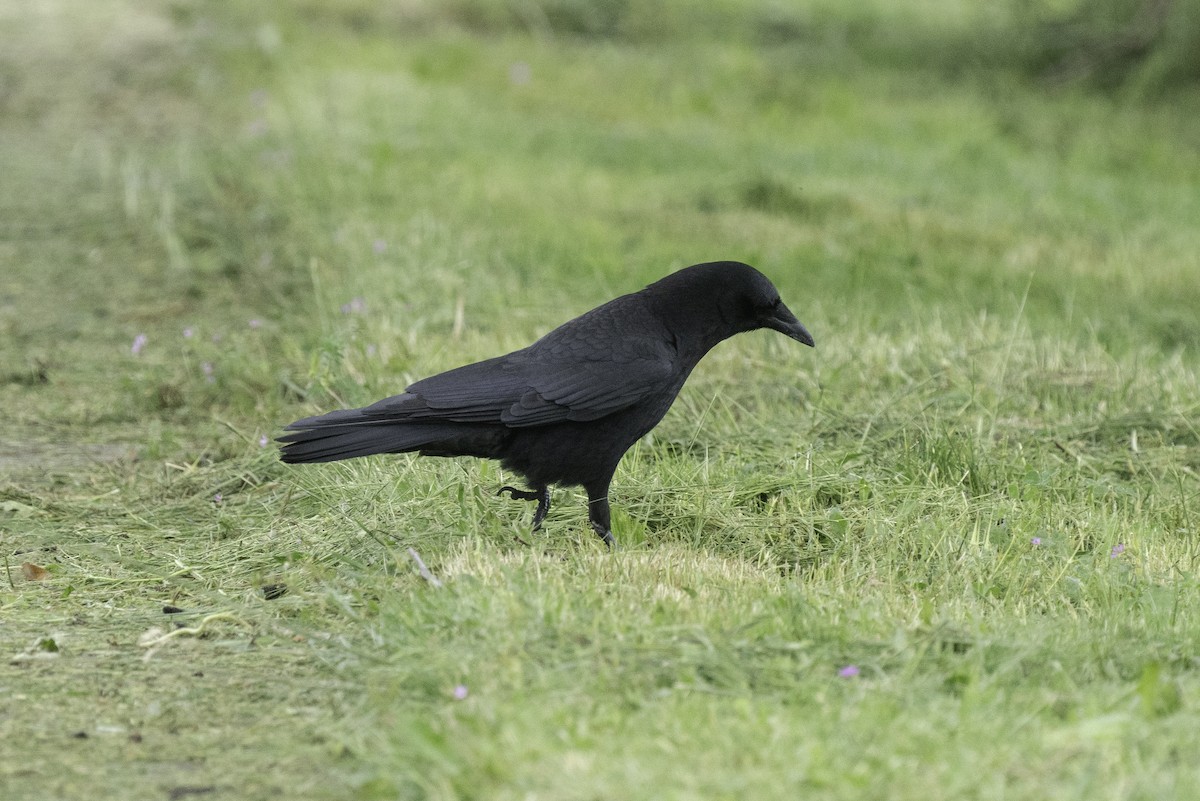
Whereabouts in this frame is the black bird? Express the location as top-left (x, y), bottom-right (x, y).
top-left (280, 261), bottom-right (814, 546)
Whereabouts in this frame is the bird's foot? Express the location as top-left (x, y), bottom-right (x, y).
top-left (497, 485), bottom-right (539, 502)
top-left (497, 485), bottom-right (551, 531)
top-left (590, 521), bottom-right (615, 549)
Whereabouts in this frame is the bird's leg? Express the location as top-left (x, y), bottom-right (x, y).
top-left (585, 485), bottom-right (615, 549)
top-left (529, 485), bottom-right (551, 530)
top-left (497, 484), bottom-right (551, 531)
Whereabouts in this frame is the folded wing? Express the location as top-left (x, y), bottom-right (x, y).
top-left (363, 332), bottom-right (676, 427)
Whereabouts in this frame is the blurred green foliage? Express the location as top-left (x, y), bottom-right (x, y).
top-left (291, 0), bottom-right (1200, 90)
top-left (1013, 0), bottom-right (1200, 89)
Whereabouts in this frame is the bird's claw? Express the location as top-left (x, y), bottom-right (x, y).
top-left (497, 485), bottom-right (538, 501)
top-left (591, 523), bottom-right (615, 549)
top-left (498, 485), bottom-right (551, 531)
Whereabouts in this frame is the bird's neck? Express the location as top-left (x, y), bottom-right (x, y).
top-left (644, 291), bottom-right (741, 362)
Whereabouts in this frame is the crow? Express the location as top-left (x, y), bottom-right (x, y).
top-left (280, 261), bottom-right (813, 546)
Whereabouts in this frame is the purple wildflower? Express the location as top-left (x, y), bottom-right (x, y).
top-left (259, 434), bottom-right (269, 448)
top-left (340, 297), bottom-right (367, 315)
top-left (131, 334), bottom-right (147, 356)
top-left (1031, 537), bottom-right (1042, 546)
top-left (248, 318), bottom-right (262, 329)
top-left (250, 89), bottom-right (269, 107)
top-left (183, 327), bottom-right (194, 339)
top-left (1111, 543), bottom-right (1125, 558)
top-left (372, 238), bottom-right (387, 255)
top-left (213, 493), bottom-right (223, 504)
top-left (838, 665), bottom-right (860, 678)
top-left (202, 362), bottom-right (215, 383)
top-left (452, 684), bottom-right (469, 700)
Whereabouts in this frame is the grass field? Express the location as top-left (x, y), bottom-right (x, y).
top-left (3, 1), bottom-right (1199, 799)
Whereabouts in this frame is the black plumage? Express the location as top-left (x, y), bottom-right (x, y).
top-left (280, 261), bottom-right (814, 545)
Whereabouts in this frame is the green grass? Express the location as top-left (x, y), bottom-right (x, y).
top-left (2, 1), bottom-right (1199, 799)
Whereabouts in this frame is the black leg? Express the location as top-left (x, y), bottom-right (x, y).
top-left (585, 484), bottom-right (614, 548)
top-left (497, 484), bottom-right (551, 531)
top-left (530, 485), bottom-right (550, 530)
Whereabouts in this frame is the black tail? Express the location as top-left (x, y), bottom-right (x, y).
top-left (279, 409), bottom-right (505, 464)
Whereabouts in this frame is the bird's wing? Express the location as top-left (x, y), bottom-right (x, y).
top-left (501, 332), bottom-right (677, 426)
top-left (352, 295), bottom-right (679, 428)
top-left (355, 313), bottom-right (676, 428)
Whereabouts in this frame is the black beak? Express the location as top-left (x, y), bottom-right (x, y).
top-left (763, 302), bottom-right (815, 347)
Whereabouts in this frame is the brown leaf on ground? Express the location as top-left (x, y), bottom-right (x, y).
top-left (21, 562), bottom-right (51, 581)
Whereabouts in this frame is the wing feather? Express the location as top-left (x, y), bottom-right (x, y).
top-left (306, 295), bottom-right (677, 430)
top-left (390, 297), bottom-right (678, 427)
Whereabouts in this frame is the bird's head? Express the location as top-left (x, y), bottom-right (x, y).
top-left (729, 265), bottom-right (815, 347)
top-left (653, 261), bottom-right (814, 349)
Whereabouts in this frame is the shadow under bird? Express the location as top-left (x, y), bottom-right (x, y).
top-left (280, 260), bottom-right (814, 546)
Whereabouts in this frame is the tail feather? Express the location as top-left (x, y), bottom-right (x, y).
top-left (279, 408), bottom-right (507, 464)
top-left (279, 424), bottom-right (436, 463)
